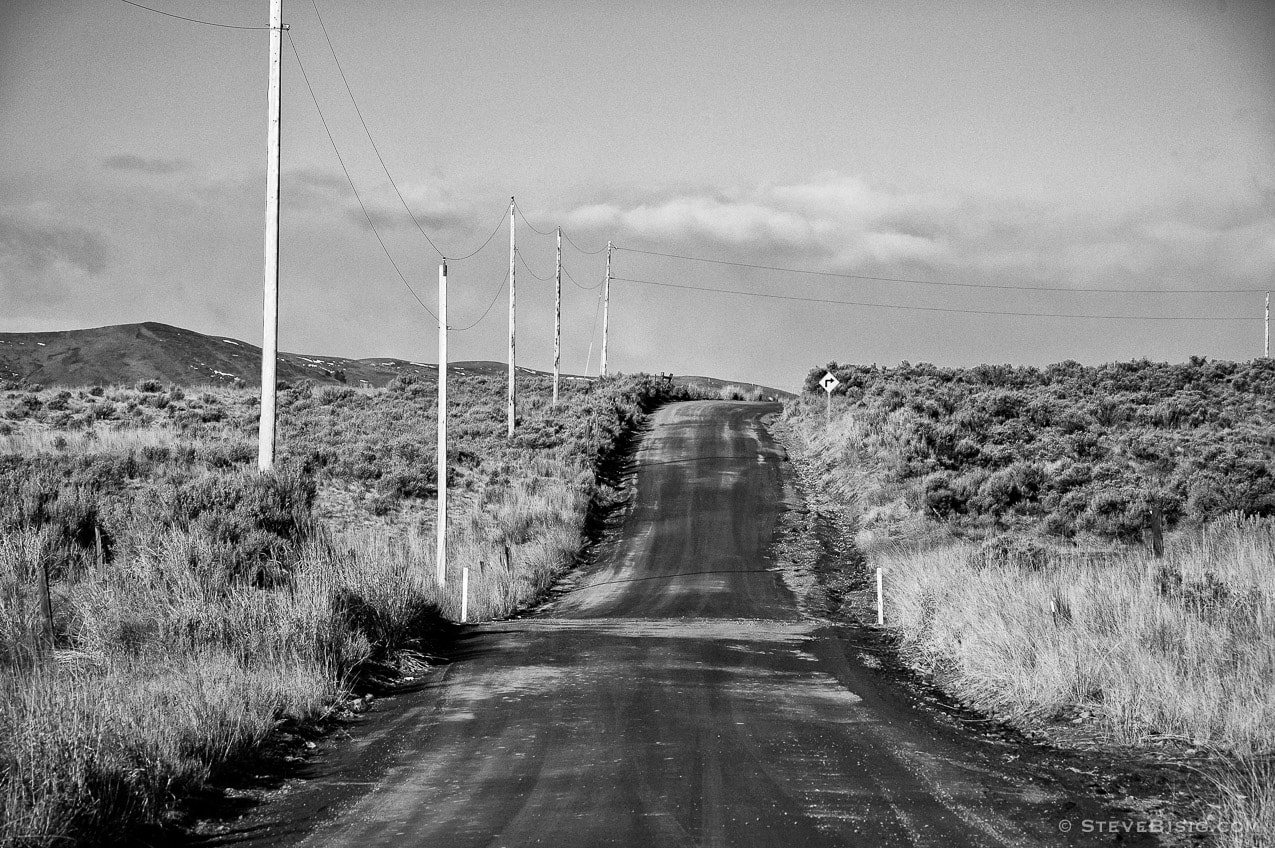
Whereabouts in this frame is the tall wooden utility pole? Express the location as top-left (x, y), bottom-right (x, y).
top-left (257, 0), bottom-right (283, 471)
top-left (507, 197), bottom-right (517, 436)
top-left (600, 241), bottom-right (612, 376)
top-left (1266, 291), bottom-right (1270, 358)
top-left (553, 227), bottom-right (562, 405)
top-left (436, 260), bottom-right (447, 586)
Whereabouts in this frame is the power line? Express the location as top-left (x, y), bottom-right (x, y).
top-left (509, 199), bottom-right (609, 255)
top-left (563, 265), bottom-right (604, 291)
top-left (513, 201), bottom-right (610, 257)
top-left (515, 250), bottom-right (554, 281)
top-left (614, 275), bottom-right (1259, 322)
top-left (449, 205), bottom-right (510, 261)
top-left (512, 201), bottom-right (557, 237)
top-left (307, 1), bottom-right (516, 264)
top-left (287, 32), bottom-right (438, 323)
top-left (562, 229), bottom-right (609, 255)
top-left (117, 0), bottom-right (272, 29)
top-left (449, 271), bottom-right (509, 332)
top-left (614, 246), bottom-right (1268, 295)
top-left (308, 0), bottom-right (445, 259)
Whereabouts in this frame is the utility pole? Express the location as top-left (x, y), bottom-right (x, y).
top-left (436, 260), bottom-right (447, 586)
top-left (257, 0), bottom-right (283, 471)
top-left (600, 241), bottom-right (612, 377)
top-left (553, 226), bottom-right (562, 405)
top-left (1266, 291), bottom-right (1270, 358)
top-left (507, 196), bottom-right (516, 437)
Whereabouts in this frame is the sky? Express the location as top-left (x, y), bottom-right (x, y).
top-left (1, 0), bottom-right (1272, 391)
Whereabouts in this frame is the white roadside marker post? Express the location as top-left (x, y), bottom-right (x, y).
top-left (876, 567), bottom-right (884, 625)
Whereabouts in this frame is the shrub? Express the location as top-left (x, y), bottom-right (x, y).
top-left (1076, 488), bottom-right (1150, 541)
top-left (920, 471), bottom-right (962, 518)
top-left (158, 470), bottom-right (317, 585)
top-left (976, 533), bottom-right (1049, 571)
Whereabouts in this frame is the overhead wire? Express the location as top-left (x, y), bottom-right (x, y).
top-left (515, 250), bottom-right (555, 282)
top-left (563, 265), bottom-right (604, 291)
top-left (117, 0), bottom-right (271, 30)
top-left (512, 201), bottom-right (557, 237)
top-left (307, 1), bottom-right (517, 264)
top-left (448, 271), bottom-right (509, 332)
top-left (449, 205), bottom-right (510, 261)
top-left (286, 31), bottom-right (438, 323)
top-left (613, 245), bottom-right (1269, 295)
top-left (562, 229), bottom-right (609, 255)
top-left (308, 0), bottom-right (445, 259)
top-left (511, 199), bottom-right (608, 254)
top-left (613, 275), bottom-right (1259, 322)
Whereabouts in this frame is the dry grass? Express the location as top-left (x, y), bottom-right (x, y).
top-left (1211, 756), bottom-right (1275, 847)
top-left (0, 372), bottom-right (701, 847)
top-left (0, 423), bottom-right (208, 457)
top-left (879, 518), bottom-right (1275, 754)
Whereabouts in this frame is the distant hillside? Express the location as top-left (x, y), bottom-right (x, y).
top-left (0, 322), bottom-right (586, 391)
top-left (0, 322), bottom-right (790, 395)
top-left (0, 322), bottom-right (444, 388)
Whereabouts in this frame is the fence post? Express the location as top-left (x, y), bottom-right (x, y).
top-left (460, 565), bottom-right (470, 624)
top-left (37, 558), bottom-right (54, 658)
top-left (1150, 504), bottom-right (1164, 559)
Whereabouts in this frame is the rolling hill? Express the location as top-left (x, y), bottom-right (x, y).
top-left (0, 321), bottom-right (793, 398)
top-left (0, 322), bottom-right (432, 388)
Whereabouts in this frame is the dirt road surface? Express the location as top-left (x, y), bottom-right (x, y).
top-left (217, 401), bottom-right (1151, 847)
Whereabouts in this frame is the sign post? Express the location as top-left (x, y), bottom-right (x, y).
top-left (819, 371), bottom-right (840, 422)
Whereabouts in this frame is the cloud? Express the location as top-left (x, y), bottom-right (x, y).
top-left (0, 212), bottom-right (111, 311)
top-left (562, 174), bottom-right (1275, 292)
top-left (102, 153), bottom-right (190, 175)
top-left (563, 176), bottom-right (958, 269)
top-left (0, 213), bottom-right (110, 276)
top-left (279, 166), bottom-right (476, 241)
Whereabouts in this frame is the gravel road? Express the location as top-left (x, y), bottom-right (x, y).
top-left (219, 401), bottom-right (1152, 847)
